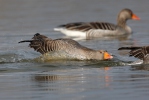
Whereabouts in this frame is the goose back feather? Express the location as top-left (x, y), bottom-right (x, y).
top-left (19, 33), bottom-right (113, 60)
top-left (118, 46), bottom-right (149, 64)
top-left (54, 8), bottom-right (140, 38)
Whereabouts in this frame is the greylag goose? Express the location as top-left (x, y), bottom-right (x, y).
top-left (19, 33), bottom-right (113, 61)
top-left (54, 8), bottom-right (140, 38)
top-left (118, 46), bottom-right (149, 64)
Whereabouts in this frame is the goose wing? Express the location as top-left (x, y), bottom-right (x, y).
top-left (118, 46), bottom-right (149, 60)
top-left (58, 22), bottom-right (117, 32)
top-left (19, 33), bottom-right (93, 54)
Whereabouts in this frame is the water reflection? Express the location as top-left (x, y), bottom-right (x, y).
top-left (33, 74), bottom-right (79, 82)
top-left (0, 0), bottom-right (149, 99)
top-left (131, 64), bottom-right (149, 71)
top-left (32, 67), bottom-right (113, 90)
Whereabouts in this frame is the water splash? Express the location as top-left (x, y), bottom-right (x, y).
top-left (0, 53), bottom-right (22, 63)
top-left (0, 50), bottom-right (134, 67)
top-left (0, 50), bottom-right (38, 63)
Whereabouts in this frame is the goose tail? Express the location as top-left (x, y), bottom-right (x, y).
top-left (118, 47), bottom-right (141, 50)
top-left (18, 40), bottom-right (33, 43)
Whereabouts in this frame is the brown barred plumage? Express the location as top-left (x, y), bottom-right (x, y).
top-left (54, 8), bottom-right (140, 37)
top-left (18, 33), bottom-right (95, 54)
top-left (18, 33), bottom-right (113, 60)
top-left (118, 46), bottom-right (149, 64)
top-left (58, 22), bottom-right (116, 32)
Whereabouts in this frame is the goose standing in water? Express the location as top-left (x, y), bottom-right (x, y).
top-left (19, 33), bottom-right (113, 61)
top-left (54, 8), bottom-right (140, 38)
top-left (118, 46), bottom-right (149, 64)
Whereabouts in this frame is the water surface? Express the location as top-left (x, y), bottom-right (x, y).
top-left (0, 0), bottom-right (149, 100)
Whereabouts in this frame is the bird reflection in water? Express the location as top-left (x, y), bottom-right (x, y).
top-left (131, 64), bottom-right (149, 71)
top-left (33, 74), bottom-right (78, 82)
top-left (33, 67), bottom-right (113, 90)
top-left (100, 67), bottom-right (112, 88)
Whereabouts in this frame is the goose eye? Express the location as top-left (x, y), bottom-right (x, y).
top-left (99, 51), bottom-right (102, 53)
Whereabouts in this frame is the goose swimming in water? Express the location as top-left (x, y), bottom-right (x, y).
top-left (54, 8), bottom-right (140, 38)
top-left (19, 33), bottom-right (113, 61)
top-left (118, 46), bottom-right (149, 64)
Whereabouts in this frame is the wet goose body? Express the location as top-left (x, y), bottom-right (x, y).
top-left (118, 46), bottom-right (149, 64)
top-left (19, 33), bottom-right (113, 61)
top-left (54, 8), bottom-right (140, 38)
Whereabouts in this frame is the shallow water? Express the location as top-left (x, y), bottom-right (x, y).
top-left (0, 0), bottom-right (149, 100)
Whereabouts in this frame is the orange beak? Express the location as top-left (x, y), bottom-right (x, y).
top-left (132, 14), bottom-right (140, 20)
top-left (104, 52), bottom-right (113, 60)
